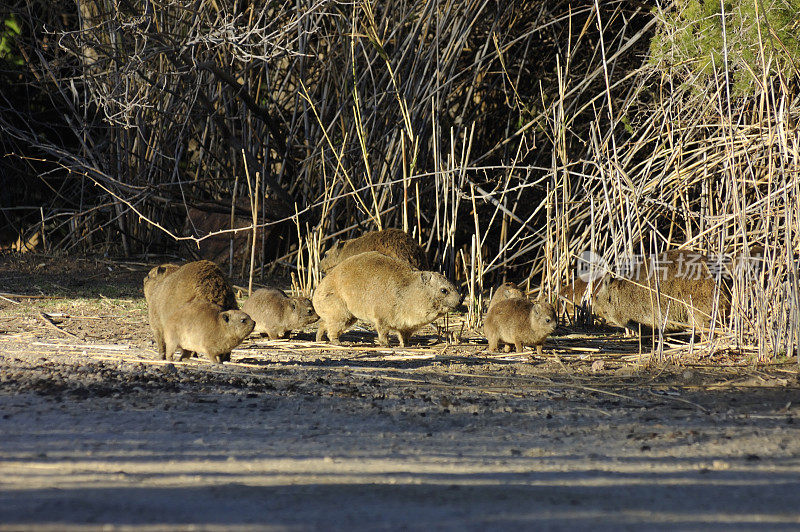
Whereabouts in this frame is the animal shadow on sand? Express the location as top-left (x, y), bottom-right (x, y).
top-left (237, 330), bottom-right (523, 370)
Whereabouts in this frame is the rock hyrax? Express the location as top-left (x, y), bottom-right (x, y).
top-left (313, 251), bottom-right (461, 346)
top-left (592, 250), bottom-right (730, 334)
top-left (163, 301), bottom-right (254, 364)
top-left (242, 288), bottom-right (319, 340)
top-left (487, 282), bottom-right (526, 311)
top-left (143, 260), bottom-right (238, 360)
top-left (484, 298), bottom-right (557, 355)
top-left (320, 228), bottom-right (429, 273)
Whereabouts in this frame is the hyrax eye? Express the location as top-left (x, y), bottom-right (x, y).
top-left (440, 288), bottom-right (449, 294)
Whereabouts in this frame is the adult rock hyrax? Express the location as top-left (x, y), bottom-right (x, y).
top-left (319, 228), bottom-right (429, 273)
top-left (313, 251), bottom-right (461, 346)
top-left (241, 288), bottom-right (319, 340)
top-left (143, 260), bottom-right (238, 360)
top-left (484, 298), bottom-right (557, 355)
top-left (591, 249), bottom-right (730, 334)
top-left (163, 301), bottom-right (254, 364)
top-left (487, 282), bottom-right (526, 311)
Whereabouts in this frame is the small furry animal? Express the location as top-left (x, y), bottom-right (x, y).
top-left (143, 260), bottom-right (238, 360)
top-left (242, 288), bottom-right (319, 340)
top-left (591, 250), bottom-right (730, 333)
top-left (163, 301), bottom-right (254, 364)
top-left (487, 282), bottom-right (526, 311)
top-left (313, 251), bottom-right (461, 346)
top-left (484, 298), bottom-right (557, 355)
top-left (319, 228), bottom-right (429, 273)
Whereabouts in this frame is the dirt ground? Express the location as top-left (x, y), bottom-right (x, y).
top-left (2, 254), bottom-right (800, 531)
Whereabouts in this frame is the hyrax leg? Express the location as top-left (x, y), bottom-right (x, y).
top-left (487, 334), bottom-right (499, 352)
top-left (315, 323), bottom-right (327, 342)
top-left (535, 344), bottom-right (543, 356)
top-left (153, 327), bottom-right (167, 360)
top-left (321, 317), bottom-right (354, 345)
top-left (514, 341), bottom-right (524, 353)
top-left (374, 321), bottom-right (391, 346)
top-left (398, 330), bottom-right (413, 348)
top-left (163, 339), bottom-right (178, 361)
top-left (266, 328), bottom-right (284, 341)
top-left (178, 348), bottom-right (192, 361)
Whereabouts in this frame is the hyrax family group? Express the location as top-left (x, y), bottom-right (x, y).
top-left (144, 228), bottom-right (726, 364)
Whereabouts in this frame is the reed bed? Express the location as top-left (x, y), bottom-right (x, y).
top-left (0, 0), bottom-right (797, 360)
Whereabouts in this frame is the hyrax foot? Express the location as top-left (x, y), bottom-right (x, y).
top-left (535, 344), bottom-right (543, 356)
top-left (398, 332), bottom-right (411, 348)
top-left (164, 343), bottom-right (176, 361)
top-left (376, 331), bottom-right (391, 346)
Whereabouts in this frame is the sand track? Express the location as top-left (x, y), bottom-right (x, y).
top-left (2, 255), bottom-right (800, 530)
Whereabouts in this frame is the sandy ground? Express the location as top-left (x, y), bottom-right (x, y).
top-left (2, 255), bottom-right (800, 531)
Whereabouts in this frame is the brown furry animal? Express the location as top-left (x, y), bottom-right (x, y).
top-left (560, 278), bottom-right (590, 310)
top-left (242, 288), bottom-right (319, 340)
top-left (143, 260), bottom-right (238, 360)
top-left (163, 301), bottom-right (254, 363)
top-left (484, 298), bottom-right (557, 355)
top-left (558, 278), bottom-right (604, 325)
top-left (487, 282), bottom-right (526, 311)
top-left (319, 228), bottom-right (428, 273)
top-left (313, 251), bottom-right (461, 346)
top-left (591, 250), bottom-right (730, 333)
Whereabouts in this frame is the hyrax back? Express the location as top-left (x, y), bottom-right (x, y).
top-left (592, 250), bottom-right (730, 333)
top-left (144, 260), bottom-right (238, 360)
top-left (242, 288), bottom-right (319, 340)
top-left (313, 251), bottom-right (461, 346)
top-left (163, 301), bottom-right (254, 363)
top-left (320, 228), bottom-right (429, 273)
top-left (484, 298), bottom-right (556, 355)
top-left (487, 282), bottom-right (525, 311)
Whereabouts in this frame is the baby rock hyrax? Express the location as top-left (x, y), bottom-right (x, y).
top-left (487, 282), bottom-right (526, 311)
top-left (163, 301), bottom-right (254, 363)
top-left (313, 251), bottom-right (461, 346)
top-left (143, 260), bottom-right (239, 360)
top-left (485, 298), bottom-right (557, 355)
top-left (241, 288), bottom-right (319, 340)
top-left (319, 228), bottom-right (429, 273)
top-left (591, 249), bottom-right (730, 334)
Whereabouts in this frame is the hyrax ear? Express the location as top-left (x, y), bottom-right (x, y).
top-left (290, 301), bottom-right (297, 311)
top-left (156, 265), bottom-right (167, 275)
top-left (419, 271), bottom-right (433, 284)
top-left (222, 313), bottom-right (230, 323)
